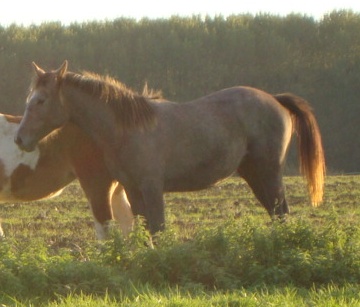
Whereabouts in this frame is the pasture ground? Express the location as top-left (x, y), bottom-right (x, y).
top-left (0, 175), bottom-right (360, 306)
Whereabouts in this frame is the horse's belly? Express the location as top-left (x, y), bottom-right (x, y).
top-left (163, 159), bottom-right (239, 192)
top-left (162, 140), bottom-right (246, 192)
top-left (164, 175), bottom-right (231, 192)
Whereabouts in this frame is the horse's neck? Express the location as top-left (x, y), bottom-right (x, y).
top-left (62, 86), bottom-right (118, 149)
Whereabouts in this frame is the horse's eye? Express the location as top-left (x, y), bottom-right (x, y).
top-left (37, 99), bottom-right (45, 105)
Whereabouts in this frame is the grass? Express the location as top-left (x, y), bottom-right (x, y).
top-left (0, 175), bottom-right (360, 306)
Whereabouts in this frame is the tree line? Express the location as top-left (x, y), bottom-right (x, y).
top-left (0, 10), bottom-right (359, 173)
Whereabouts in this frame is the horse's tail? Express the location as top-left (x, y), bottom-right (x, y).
top-left (273, 93), bottom-right (325, 206)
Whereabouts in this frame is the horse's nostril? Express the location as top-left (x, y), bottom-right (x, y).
top-left (14, 136), bottom-right (22, 146)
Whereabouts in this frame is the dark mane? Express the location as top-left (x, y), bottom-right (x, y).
top-left (62, 71), bottom-right (157, 131)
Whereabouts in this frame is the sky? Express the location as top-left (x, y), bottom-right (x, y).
top-left (1, 0), bottom-right (360, 26)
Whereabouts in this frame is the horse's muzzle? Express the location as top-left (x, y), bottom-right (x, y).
top-left (14, 135), bottom-right (35, 152)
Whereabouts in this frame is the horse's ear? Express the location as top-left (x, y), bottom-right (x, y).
top-left (32, 62), bottom-right (45, 77)
top-left (55, 60), bottom-right (68, 78)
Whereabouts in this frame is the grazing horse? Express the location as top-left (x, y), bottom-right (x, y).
top-left (15, 61), bottom-right (325, 235)
top-left (0, 113), bottom-right (133, 238)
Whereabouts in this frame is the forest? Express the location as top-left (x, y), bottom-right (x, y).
top-left (0, 10), bottom-right (359, 173)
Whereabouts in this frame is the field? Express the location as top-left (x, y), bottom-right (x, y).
top-left (0, 175), bottom-right (360, 306)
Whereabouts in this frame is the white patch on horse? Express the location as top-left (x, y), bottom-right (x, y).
top-left (94, 220), bottom-right (107, 240)
top-left (0, 116), bottom-right (40, 177)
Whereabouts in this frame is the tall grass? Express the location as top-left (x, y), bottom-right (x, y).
top-left (1, 212), bottom-right (360, 305)
top-left (1, 176), bottom-right (360, 305)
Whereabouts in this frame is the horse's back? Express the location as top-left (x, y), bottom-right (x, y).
top-left (163, 86), bottom-right (292, 151)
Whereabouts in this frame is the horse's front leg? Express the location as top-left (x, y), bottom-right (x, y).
top-left (126, 182), bottom-right (165, 235)
top-left (76, 166), bottom-right (116, 239)
top-left (78, 178), bottom-right (114, 239)
top-left (274, 197), bottom-right (290, 222)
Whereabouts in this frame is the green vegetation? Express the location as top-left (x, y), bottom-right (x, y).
top-left (0, 176), bottom-right (359, 306)
top-left (0, 11), bottom-right (359, 172)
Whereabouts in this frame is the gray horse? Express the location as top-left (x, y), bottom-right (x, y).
top-left (15, 61), bottom-right (325, 235)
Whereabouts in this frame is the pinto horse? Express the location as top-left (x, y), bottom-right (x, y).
top-left (0, 113), bottom-right (133, 238)
top-left (15, 61), bottom-right (325, 235)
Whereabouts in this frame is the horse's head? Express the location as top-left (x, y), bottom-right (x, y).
top-left (15, 61), bottom-right (69, 152)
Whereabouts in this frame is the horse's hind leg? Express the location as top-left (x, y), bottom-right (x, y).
top-left (238, 157), bottom-right (289, 218)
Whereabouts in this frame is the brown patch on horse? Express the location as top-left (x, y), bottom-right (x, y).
top-left (10, 164), bottom-right (33, 195)
top-left (62, 72), bottom-right (157, 133)
top-left (274, 93), bottom-right (325, 206)
top-left (3, 115), bottom-right (22, 124)
top-left (9, 161), bottom-right (67, 201)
